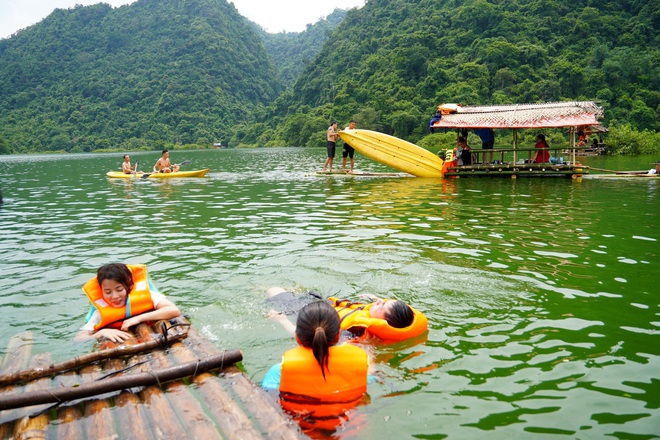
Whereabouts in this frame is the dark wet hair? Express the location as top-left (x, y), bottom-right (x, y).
top-left (457, 136), bottom-right (467, 143)
top-left (123, 154), bottom-right (129, 159)
top-left (295, 301), bottom-right (340, 381)
top-left (162, 149), bottom-right (169, 155)
top-left (97, 263), bottom-right (133, 294)
top-left (384, 301), bottom-right (414, 328)
top-left (536, 134), bottom-right (549, 148)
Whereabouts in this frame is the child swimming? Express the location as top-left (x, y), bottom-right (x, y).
top-left (75, 263), bottom-right (180, 343)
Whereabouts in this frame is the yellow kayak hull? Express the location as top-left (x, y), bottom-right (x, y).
top-left (106, 169), bottom-right (209, 179)
top-left (338, 129), bottom-right (444, 177)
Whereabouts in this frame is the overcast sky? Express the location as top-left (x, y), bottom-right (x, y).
top-left (0, 0), bottom-right (366, 39)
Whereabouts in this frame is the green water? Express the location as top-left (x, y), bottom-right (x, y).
top-left (0, 149), bottom-right (658, 439)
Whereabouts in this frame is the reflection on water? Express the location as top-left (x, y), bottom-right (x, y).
top-left (0, 150), bottom-right (657, 439)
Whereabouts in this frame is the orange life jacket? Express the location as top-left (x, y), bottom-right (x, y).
top-left (328, 297), bottom-right (428, 342)
top-left (82, 264), bottom-right (154, 331)
top-left (279, 344), bottom-right (368, 420)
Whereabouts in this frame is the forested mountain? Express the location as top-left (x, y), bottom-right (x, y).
top-left (234, 0), bottom-right (658, 149)
top-left (258, 9), bottom-right (347, 88)
top-left (0, 0), bottom-right (658, 154)
top-left (0, 0), bottom-right (281, 153)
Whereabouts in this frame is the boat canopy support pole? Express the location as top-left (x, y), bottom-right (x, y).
top-left (513, 129), bottom-right (518, 164)
top-left (569, 127), bottom-right (576, 164)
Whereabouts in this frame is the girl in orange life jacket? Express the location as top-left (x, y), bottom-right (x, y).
top-left (74, 263), bottom-right (180, 343)
top-left (262, 301), bottom-right (369, 412)
top-left (329, 294), bottom-right (428, 342)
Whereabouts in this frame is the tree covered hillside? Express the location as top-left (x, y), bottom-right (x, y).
top-left (0, 0), bottom-right (282, 153)
top-left (239, 0), bottom-right (658, 148)
top-left (259, 9), bottom-right (347, 88)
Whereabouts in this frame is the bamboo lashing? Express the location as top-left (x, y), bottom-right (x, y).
top-left (0, 323), bottom-right (189, 387)
top-left (0, 351), bottom-right (243, 411)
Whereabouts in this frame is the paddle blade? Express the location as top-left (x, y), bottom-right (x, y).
top-left (141, 173), bottom-right (151, 179)
top-left (178, 160), bottom-right (191, 166)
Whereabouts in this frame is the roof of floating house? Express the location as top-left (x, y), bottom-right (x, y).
top-left (431, 101), bottom-right (604, 129)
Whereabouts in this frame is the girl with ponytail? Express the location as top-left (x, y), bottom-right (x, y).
top-left (262, 301), bottom-right (369, 422)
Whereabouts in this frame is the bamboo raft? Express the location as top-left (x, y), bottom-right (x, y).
top-left (0, 318), bottom-right (305, 440)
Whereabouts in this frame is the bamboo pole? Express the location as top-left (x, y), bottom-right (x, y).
top-left (0, 327), bottom-right (189, 387)
top-left (135, 324), bottom-right (223, 440)
top-left (80, 361), bottom-right (118, 440)
top-left (225, 370), bottom-right (304, 440)
top-left (113, 391), bottom-right (154, 440)
top-left (0, 349), bottom-right (243, 411)
top-left (184, 327), bottom-right (303, 439)
top-left (12, 352), bottom-right (53, 440)
top-left (103, 351), bottom-right (154, 440)
top-left (587, 166), bottom-right (648, 174)
top-left (170, 333), bottom-right (264, 440)
top-left (55, 404), bottom-right (83, 440)
top-left (53, 370), bottom-right (84, 440)
top-left (192, 327), bottom-right (304, 439)
top-left (0, 332), bottom-right (34, 428)
top-left (133, 322), bottom-right (191, 440)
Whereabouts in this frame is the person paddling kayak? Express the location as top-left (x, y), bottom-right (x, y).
top-left (153, 149), bottom-right (180, 173)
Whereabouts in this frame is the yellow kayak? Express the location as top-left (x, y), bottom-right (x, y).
top-left (106, 169), bottom-right (209, 179)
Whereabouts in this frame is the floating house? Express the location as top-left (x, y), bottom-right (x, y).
top-left (431, 101), bottom-right (605, 178)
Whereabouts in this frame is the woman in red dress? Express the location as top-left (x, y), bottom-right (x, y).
top-left (533, 134), bottom-right (550, 163)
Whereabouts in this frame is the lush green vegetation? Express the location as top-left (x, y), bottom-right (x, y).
top-left (0, 0), bottom-right (657, 156)
top-left (258, 9), bottom-right (347, 88)
top-left (0, 0), bottom-right (282, 153)
top-left (241, 0), bottom-right (659, 155)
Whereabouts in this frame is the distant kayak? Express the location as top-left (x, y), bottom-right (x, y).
top-left (106, 169), bottom-right (209, 179)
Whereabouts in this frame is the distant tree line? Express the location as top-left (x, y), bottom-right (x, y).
top-left (0, 0), bottom-right (657, 156)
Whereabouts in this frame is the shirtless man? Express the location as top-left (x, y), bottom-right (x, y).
top-left (322, 121), bottom-right (339, 172)
top-left (153, 150), bottom-right (180, 173)
top-left (122, 154), bottom-right (137, 174)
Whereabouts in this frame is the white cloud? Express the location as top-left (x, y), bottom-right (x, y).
top-left (0, 0), bottom-right (365, 39)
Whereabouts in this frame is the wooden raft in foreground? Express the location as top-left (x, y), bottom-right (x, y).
top-left (0, 318), bottom-right (305, 440)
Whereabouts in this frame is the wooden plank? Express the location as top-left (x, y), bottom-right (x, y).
top-left (55, 405), bottom-right (84, 440)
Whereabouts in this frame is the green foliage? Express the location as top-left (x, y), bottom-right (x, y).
top-left (269, 0), bottom-right (658, 148)
top-left (417, 132), bottom-right (457, 155)
top-left (0, 0), bottom-right (657, 154)
top-left (258, 9), bottom-right (347, 88)
top-left (0, 137), bottom-right (10, 154)
top-left (0, 0), bottom-right (282, 153)
top-left (606, 124), bottom-right (660, 156)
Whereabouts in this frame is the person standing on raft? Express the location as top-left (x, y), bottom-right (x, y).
top-left (322, 121), bottom-right (339, 172)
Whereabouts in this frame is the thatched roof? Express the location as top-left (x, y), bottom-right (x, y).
top-left (431, 101), bottom-right (603, 129)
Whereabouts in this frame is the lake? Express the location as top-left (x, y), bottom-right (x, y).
top-left (0, 149), bottom-right (657, 439)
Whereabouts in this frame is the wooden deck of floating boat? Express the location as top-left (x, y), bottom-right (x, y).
top-left (0, 318), bottom-right (304, 439)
